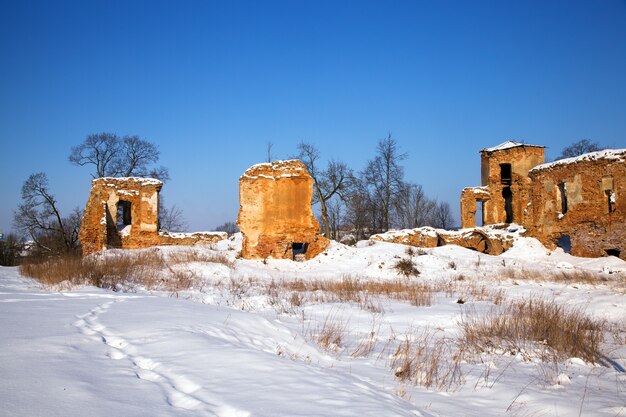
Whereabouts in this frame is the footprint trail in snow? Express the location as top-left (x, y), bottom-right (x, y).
top-left (72, 299), bottom-right (249, 417)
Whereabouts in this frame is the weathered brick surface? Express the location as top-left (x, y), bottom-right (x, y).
top-left (527, 151), bottom-right (626, 259)
top-left (461, 143), bottom-right (545, 228)
top-left (460, 143), bottom-right (626, 260)
top-left (79, 177), bottom-right (163, 256)
top-left (237, 160), bottom-right (329, 259)
top-left (158, 231), bottom-right (227, 246)
top-left (371, 227), bottom-right (515, 255)
top-left (79, 177), bottom-right (227, 256)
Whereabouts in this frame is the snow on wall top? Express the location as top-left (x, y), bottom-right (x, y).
top-left (92, 177), bottom-right (163, 186)
top-left (241, 159), bottom-right (309, 180)
top-left (530, 148), bottom-right (626, 173)
top-left (481, 140), bottom-right (544, 153)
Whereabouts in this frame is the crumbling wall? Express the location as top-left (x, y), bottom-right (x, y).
top-left (79, 177), bottom-right (227, 256)
top-left (237, 160), bottom-right (329, 259)
top-left (527, 150), bottom-right (626, 259)
top-left (79, 177), bottom-right (163, 256)
top-left (158, 231), bottom-right (227, 246)
top-left (371, 226), bottom-right (516, 255)
top-left (461, 142), bottom-right (544, 228)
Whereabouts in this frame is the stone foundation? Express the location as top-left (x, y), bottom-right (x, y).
top-left (371, 226), bottom-right (516, 256)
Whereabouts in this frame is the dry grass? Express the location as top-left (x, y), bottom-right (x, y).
top-left (393, 258), bottom-right (420, 277)
top-left (20, 248), bottom-right (230, 292)
top-left (167, 250), bottom-right (232, 267)
top-left (390, 329), bottom-right (465, 390)
top-left (272, 276), bottom-right (433, 308)
top-left (314, 311), bottom-right (347, 352)
top-left (460, 298), bottom-right (606, 363)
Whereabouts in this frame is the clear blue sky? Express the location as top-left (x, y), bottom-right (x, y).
top-left (1, 0), bottom-right (625, 234)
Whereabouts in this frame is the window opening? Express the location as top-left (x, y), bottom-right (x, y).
top-left (557, 182), bottom-right (568, 214)
top-left (500, 164), bottom-right (512, 185)
top-left (606, 190), bottom-right (616, 213)
top-left (116, 201), bottom-right (132, 230)
top-left (605, 249), bottom-right (620, 258)
top-left (475, 200), bottom-right (484, 226)
top-left (556, 235), bottom-right (571, 254)
top-left (502, 186), bottom-right (513, 223)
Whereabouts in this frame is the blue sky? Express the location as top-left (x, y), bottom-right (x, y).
top-left (1, 0), bottom-right (626, 234)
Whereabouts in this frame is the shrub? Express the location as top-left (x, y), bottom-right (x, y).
top-left (393, 258), bottom-right (420, 277)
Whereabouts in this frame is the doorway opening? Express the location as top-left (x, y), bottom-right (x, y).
top-left (502, 186), bottom-right (513, 223)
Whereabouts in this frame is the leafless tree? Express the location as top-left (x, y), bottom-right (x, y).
top-left (215, 221), bottom-right (239, 236)
top-left (266, 142), bottom-right (274, 163)
top-left (296, 142), bottom-right (353, 238)
top-left (431, 201), bottom-right (455, 229)
top-left (0, 233), bottom-right (23, 266)
top-left (393, 183), bottom-right (436, 229)
top-left (556, 139), bottom-right (602, 160)
top-left (13, 173), bottom-right (82, 255)
top-left (69, 132), bottom-right (170, 181)
top-left (158, 196), bottom-right (187, 232)
top-left (362, 134), bottom-right (407, 232)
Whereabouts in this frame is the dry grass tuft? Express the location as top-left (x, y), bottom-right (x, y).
top-left (390, 329), bottom-right (464, 390)
top-left (460, 298), bottom-right (606, 363)
top-left (393, 258), bottom-right (420, 277)
top-left (315, 311), bottom-right (347, 352)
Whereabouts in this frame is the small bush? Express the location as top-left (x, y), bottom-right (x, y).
top-left (393, 258), bottom-right (420, 278)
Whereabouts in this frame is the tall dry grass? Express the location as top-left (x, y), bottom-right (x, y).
top-left (19, 248), bottom-right (230, 292)
top-left (460, 298), bottom-right (606, 363)
top-left (390, 329), bottom-right (465, 390)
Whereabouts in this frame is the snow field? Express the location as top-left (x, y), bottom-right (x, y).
top-left (1, 232), bottom-right (625, 416)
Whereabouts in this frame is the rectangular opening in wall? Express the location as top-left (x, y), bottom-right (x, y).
top-left (605, 190), bottom-right (616, 213)
top-left (500, 163), bottom-right (512, 185)
top-left (116, 201), bottom-right (132, 231)
top-left (605, 249), bottom-right (620, 258)
top-left (475, 200), bottom-right (484, 226)
top-left (556, 235), bottom-right (571, 254)
top-left (557, 182), bottom-right (568, 215)
top-left (502, 186), bottom-right (513, 223)
top-left (292, 242), bottom-right (307, 261)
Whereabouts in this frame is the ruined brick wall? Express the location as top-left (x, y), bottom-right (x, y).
top-left (237, 160), bottom-right (329, 259)
top-left (371, 227), bottom-right (516, 256)
top-left (460, 142), bottom-right (544, 228)
top-left (527, 150), bottom-right (626, 260)
top-left (79, 177), bottom-right (163, 256)
top-left (480, 145), bottom-right (544, 225)
top-left (460, 187), bottom-right (490, 228)
top-left (158, 231), bottom-right (227, 246)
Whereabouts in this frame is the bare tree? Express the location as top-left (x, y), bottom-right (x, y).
top-left (296, 143), bottom-right (352, 238)
top-left (69, 132), bottom-right (170, 181)
top-left (215, 221), bottom-right (239, 236)
top-left (556, 139), bottom-right (602, 160)
top-left (158, 196), bottom-right (187, 232)
top-left (362, 134), bottom-right (407, 232)
top-left (0, 233), bottom-right (23, 266)
top-left (14, 173), bottom-right (81, 255)
top-left (266, 142), bottom-right (273, 163)
top-left (431, 201), bottom-right (455, 229)
top-left (394, 182), bottom-right (436, 229)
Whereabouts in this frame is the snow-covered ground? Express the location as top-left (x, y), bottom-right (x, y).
top-left (1, 233), bottom-right (625, 416)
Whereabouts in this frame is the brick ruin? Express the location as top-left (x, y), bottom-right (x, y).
top-left (527, 150), bottom-right (625, 259)
top-left (460, 141), bottom-right (545, 228)
top-left (237, 160), bottom-right (329, 260)
top-left (79, 177), bottom-right (226, 256)
top-left (460, 142), bottom-right (625, 260)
